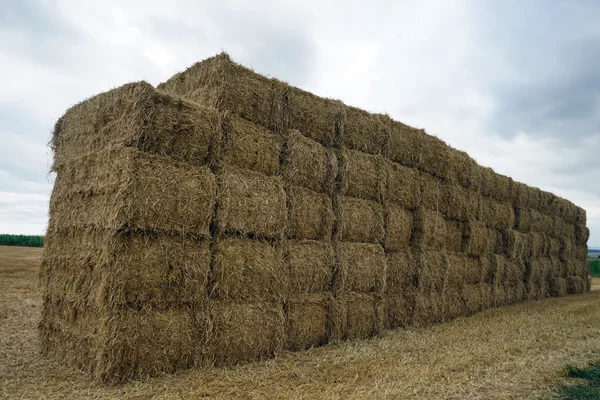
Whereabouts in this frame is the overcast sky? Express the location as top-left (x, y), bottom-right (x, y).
top-left (1, 0), bottom-right (599, 246)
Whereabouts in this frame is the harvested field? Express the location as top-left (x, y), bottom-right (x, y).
top-left (3, 246), bottom-right (600, 399)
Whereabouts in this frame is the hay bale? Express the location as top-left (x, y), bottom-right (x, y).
top-left (216, 166), bottom-right (287, 238)
top-left (464, 221), bottom-right (495, 256)
top-left (445, 220), bottom-right (465, 253)
top-left (337, 147), bottom-right (386, 201)
top-left (501, 230), bottom-right (526, 260)
top-left (547, 237), bottom-right (560, 257)
top-left (566, 276), bottom-right (585, 294)
top-left (419, 171), bottom-right (443, 211)
top-left (575, 223), bottom-right (590, 246)
top-left (549, 277), bottom-right (568, 297)
top-left (489, 254), bottom-right (507, 285)
top-left (575, 245), bottom-right (589, 261)
top-left (479, 167), bottom-right (511, 202)
top-left (286, 184), bottom-right (335, 240)
top-left (383, 290), bottom-right (415, 329)
top-left (447, 148), bottom-right (481, 190)
top-left (478, 198), bottom-right (515, 230)
top-left (336, 292), bottom-right (380, 340)
top-left (341, 107), bottom-right (391, 155)
top-left (387, 121), bottom-right (422, 168)
top-left (220, 115), bottom-right (282, 176)
top-left (280, 130), bottom-right (337, 194)
top-left (284, 293), bottom-right (333, 350)
top-left (492, 284), bottom-right (508, 307)
top-left (552, 217), bottom-right (575, 240)
top-left (439, 183), bottom-right (480, 221)
top-left (336, 196), bottom-right (385, 243)
top-left (210, 300), bottom-right (285, 366)
top-left (287, 85), bottom-right (344, 147)
top-left (158, 52), bottom-right (287, 133)
top-left (286, 240), bottom-right (334, 294)
top-left (575, 207), bottom-right (587, 225)
top-left (444, 287), bottom-right (466, 320)
top-left (334, 242), bottom-right (386, 293)
top-left (48, 147), bottom-right (216, 236)
top-left (447, 253), bottom-right (485, 287)
top-left (461, 284), bottom-right (489, 314)
top-left (384, 159), bottom-right (420, 210)
top-left (384, 203), bottom-right (413, 251)
top-left (413, 290), bottom-right (444, 326)
top-left (524, 232), bottom-right (547, 259)
top-left (51, 81), bottom-right (220, 169)
top-left (505, 282), bottom-right (526, 304)
top-left (413, 208), bottom-right (446, 250)
top-left (558, 237), bottom-right (575, 261)
top-left (417, 249), bottom-right (446, 291)
top-left (385, 250), bottom-right (417, 293)
top-left (212, 238), bottom-right (286, 301)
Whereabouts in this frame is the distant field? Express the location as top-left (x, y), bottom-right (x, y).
top-left (2, 245), bottom-right (600, 399)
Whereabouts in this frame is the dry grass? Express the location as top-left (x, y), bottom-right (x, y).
top-left (5, 246), bottom-right (600, 398)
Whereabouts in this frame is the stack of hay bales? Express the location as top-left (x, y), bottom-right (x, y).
top-left (40, 52), bottom-right (590, 384)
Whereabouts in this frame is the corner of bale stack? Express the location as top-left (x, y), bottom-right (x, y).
top-left (337, 147), bottom-right (386, 202)
top-left (211, 237), bottom-right (286, 302)
top-left (284, 292), bottom-right (333, 350)
top-left (286, 240), bottom-right (334, 294)
top-left (333, 242), bottom-right (386, 293)
top-left (335, 195), bottom-right (384, 243)
top-left (280, 129), bottom-right (338, 194)
top-left (157, 52), bottom-right (289, 133)
top-left (216, 166), bottom-right (287, 238)
top-left (285, 184), bottom-right (334, 241)
top-left (209, 300), bottom-right (285, 366)
top-left (220, 115), bottom-right (282, 176)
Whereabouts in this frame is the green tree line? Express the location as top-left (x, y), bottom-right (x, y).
top-left (0, 234), bottom-right (44, 247)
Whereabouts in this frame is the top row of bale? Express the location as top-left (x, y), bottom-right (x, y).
top-left (51, 52), bottom-right (584, 224)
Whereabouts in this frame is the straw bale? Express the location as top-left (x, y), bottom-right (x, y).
top-left (479, 168), bottom-right (512, 202)
top-left (383, 290), bottom-right (415, 329)
top-left (384, 159), bottom-right (420, 210)
top-left (501, 230), bottom-right (526, 260)
top-left (575, 207), bottom-right (587, 225)
top-left (286, 184), bottom-right (334, 240)
top-left (417, 249), bottom-right (447, 291)
top-left (416, 132), bottom-right (452, 180)
top-left (220, 115), bottom-right (282, 176)
top-left (287, 85), bottom-right (344, 147)
top-left (445, 220), bottom-right (465, 253)
top-left (478, 198), bottom-right (515, 230)
top-left (547, 237), bottom-right (560, 257)
top-left (413, 290), bottom-right (444, 326)
top-left (549, 257), bottom-right (566, 279)
top-left (158, 52), bottom-right (287, 133)
top-left (385, 250), bottom-right (417, 294)
top-left (493, 284), bottom-right (508, 307)
top-left (386, 121), bottom-right (421, 167)
top-left (447, 253), bottom-right (485, 287)
top-left (334, 242), bottom-right (386, 293)
top-left (49, 147), bottom-right (216, 236)
top-left (286, 240), bottom-right (334, 294)
top-left (97, 307), bottom-right (198, 383)
top-left (549, 277), bottom-right (568, 297)
top-left (566, 276), bottom-right (585, 295)
top-left (336, 292), bottom-right (380, 340)
top-left (216, 167), bottom-right (287, 238)
top-left (558, 237), bottom-right (574, 262)
top-left (52, 81), bottom-right (220, 169)
top-left (211, 238), bottom-right (285, 302)
top-left (209, 300), bottom-right (285, 366)
top-left (444, 287), bottom-right (466, 320)
top-left (413, 208), bottom-right (446, 250)
top-left (447, 148), bottom-right (481, 190)
top-left (489, 254), bottom-right (508, 285)
top-left (340, 106), bottom-right (390, 155)
top-left (575, 245), bottom-right (588, 261)
top-left (552, 217), bottom-right (575, 241)
top-left (337, 147), bottom-right (386, 201)
top-left (280, 130), bottom-right (337, 193)
top-left (505, 282), bottom-right (527, 304)
top-left (523, 232), bottom-right (547, 259)
top-left (461, 284), bottom-right (490, 314)
top-left (336, 196), bottom-right (385, 243)
top-left (384, 203), bottom-right (413, 251)
top-left (575, 223), bottom-right (590, 246)
top-left (464, 221), bottom-right (495, 256)
top-left (531, 210), bottom-right (555, 235)
top-left (439, 183), bottom-right (480, 221)
top-left (285, 293), bottom-right (333, 350)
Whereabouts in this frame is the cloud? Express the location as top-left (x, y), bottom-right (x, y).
top-left (0, 0), bottom-right (598, 247)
